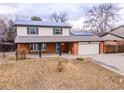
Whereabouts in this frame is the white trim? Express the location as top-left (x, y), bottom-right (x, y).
top-left (53, 28), bottom-right (62, 35)
top-left (28, 27), bottom-right (38, 35)
top-left (30, 43), bottom-right (47, 51)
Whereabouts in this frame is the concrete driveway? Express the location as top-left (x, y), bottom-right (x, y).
top-left (83, 53), bottom-right (124, 76)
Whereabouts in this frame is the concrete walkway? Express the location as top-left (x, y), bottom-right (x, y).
top-left (82, 53), bottom-right (124, 76)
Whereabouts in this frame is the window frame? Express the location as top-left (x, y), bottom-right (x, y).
top-left (27, 27), bottom-right (38, 35)
top-left (30, 43), bottom-right (47, 51)
top-left (53, 27), bottom-right (62, 35)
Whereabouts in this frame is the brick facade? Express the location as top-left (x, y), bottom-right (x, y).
top-left (47, 43), bottom-right (56, 53)
top-left (17, 44), bottom-right (30, 53)
top-left (16, 42), bottom-right (78, 54)
top-left (69, 42), bottom-right (78, 55)
top-left (99, 42), bottom-right (104, 54)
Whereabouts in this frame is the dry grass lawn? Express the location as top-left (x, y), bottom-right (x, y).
top-left (0, 55), bottom-right (124, 89)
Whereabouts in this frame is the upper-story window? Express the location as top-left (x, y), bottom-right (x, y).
top-left (53, 28), bottom-right (62, 35)
top-left (27, 27), bottom-right (38, 35)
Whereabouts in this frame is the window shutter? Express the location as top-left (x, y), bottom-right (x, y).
top-left (27, 27), bottom-right (29, 34)
top-left (36, 28), bottom-right (38, 34)
top-left (53, 28), bottom-right (55, 35)
top-left (61, 28), bottom-right (62, 34)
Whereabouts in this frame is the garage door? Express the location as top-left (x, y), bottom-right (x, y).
top-left (78, 42), bottom-right (99, 55)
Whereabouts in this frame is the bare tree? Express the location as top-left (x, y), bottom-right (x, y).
top-left (49, 11), bottom-right (68, 22)
top-left (0, 15), bottom-right (16, 43)
top-left (7, 20), bottom-right (17, 42)
top-left (0, 20), bottom-right (8, 42)
top-left (0, 14), bottom-right (31, 43)
top-left (84, 4), bottom-right (121, 33)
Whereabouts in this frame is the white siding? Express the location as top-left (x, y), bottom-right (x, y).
top-left (17, 26), bottom-right (27, 36)
top-left (78, 42), bottom-right (99, 55)
top-left (62, 28), bottom-right (70, 36)
top-left (39, 27), bottom-right (53, 36)
top-left (16, 26), bottom-right (70, 36)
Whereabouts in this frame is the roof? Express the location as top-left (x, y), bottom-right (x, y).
top-left (71, 31), bottom-right (94, 36)
top-left (110, 25), bottom-right (124, 32)
top-left (100, 25), bottom-right (124, 38)
top-left (101, 33), bottom-right (124, 41)
top-left (101, 32), bottom-right (124, 38)
top-left (14, 20), bottom-right (72, 28)
top-left (100, 25), bottom-right (124, 39)
top-left (15, 36), bottom-right (105, 43)
top-left (96, 32), bottom-right (107, 36)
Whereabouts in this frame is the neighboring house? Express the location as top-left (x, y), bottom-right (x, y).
top-left (100, 25), bottom-right (124, 53)
top-left (14, 20), bottom-right (104, 57)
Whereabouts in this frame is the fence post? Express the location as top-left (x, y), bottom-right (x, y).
top-left (2, 44), bottom-right (6, 59)
top-left (39, 43), bottom-right (41, 58)
top-left (15, 44), bottom-right (18, 61)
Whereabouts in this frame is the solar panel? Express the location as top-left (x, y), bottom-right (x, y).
top-left (14, 20), bottom-right (71, 27)
top-left (71, 31), bottom-right (94, 36)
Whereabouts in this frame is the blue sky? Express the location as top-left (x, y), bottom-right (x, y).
top-left (0, 3), bottom-right (124, 29)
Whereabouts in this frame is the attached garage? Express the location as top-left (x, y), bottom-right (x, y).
top-left (78, 42), bottom-right (100, 55)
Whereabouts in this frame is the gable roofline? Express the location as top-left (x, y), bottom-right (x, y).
top-left (100, 25), bottom-right (124, 38)
top-left (109, 25), bottom-right (124, 33)
top-left (99, 32), bottom-right (108, 37)
top-left (108, 33), bottom-right (124, 39)
top-left (100, 32), bottom-right (124, 39)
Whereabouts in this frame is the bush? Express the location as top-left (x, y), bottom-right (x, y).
top-left (16, 48), bottom-right (27, 60)
top-left (56, 61), bottom-right (63, 72)
top-left (76, 57), bottom-right (84, 61)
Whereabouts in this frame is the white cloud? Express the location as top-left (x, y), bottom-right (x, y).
top-left (116, 4), bottom-right (124, 26)
top-left (0, 3), bottom-right (123, 29)
top-left (68, 17), bottom-right (85, 29)
top-left (0, 5), bottom-right (17, 14)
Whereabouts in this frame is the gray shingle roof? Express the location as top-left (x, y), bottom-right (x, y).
top-left (15, 36), bottom-right (105, 43)
top-left (100, 25), bottom-right (124, 39)
top-left (14, 20), bottom-right (71, 28)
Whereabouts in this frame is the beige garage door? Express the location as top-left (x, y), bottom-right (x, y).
top-left (78, 42), bottom-right (99, 55)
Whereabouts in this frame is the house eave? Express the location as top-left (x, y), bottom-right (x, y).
top-left (14, 24), bottom-right (72, 28)
top-left (15, 36), bottom-right (105, 43)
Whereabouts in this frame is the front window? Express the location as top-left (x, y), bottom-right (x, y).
top-left (30, 43), bottom-right (47, 51)
top-left (27, 27), bottom-right (38, 35)
top-left (53, 28), bottom-right (62, 35)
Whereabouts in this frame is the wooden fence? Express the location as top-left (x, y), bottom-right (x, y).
top-left (0, 43), bottom-right (15, 52)
top-left (105, 45), bottom-right (124, 53)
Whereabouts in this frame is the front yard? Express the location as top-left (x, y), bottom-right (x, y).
top-left (0, 55), bottom-right (124, 89)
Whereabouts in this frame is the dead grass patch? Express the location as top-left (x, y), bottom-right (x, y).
top-left (0, 56), bottom-right (124, 89)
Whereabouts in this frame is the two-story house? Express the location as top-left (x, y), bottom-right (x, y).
top-left (14, 20), bottom-right (104, 57)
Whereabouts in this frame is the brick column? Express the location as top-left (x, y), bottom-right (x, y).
top-left (73, 42), bottom-right (78, 55)
top-left (99, 42), bottom-right (104, 54)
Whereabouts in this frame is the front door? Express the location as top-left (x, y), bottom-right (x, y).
top-left (56, 43), bottom-right (61, 53)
